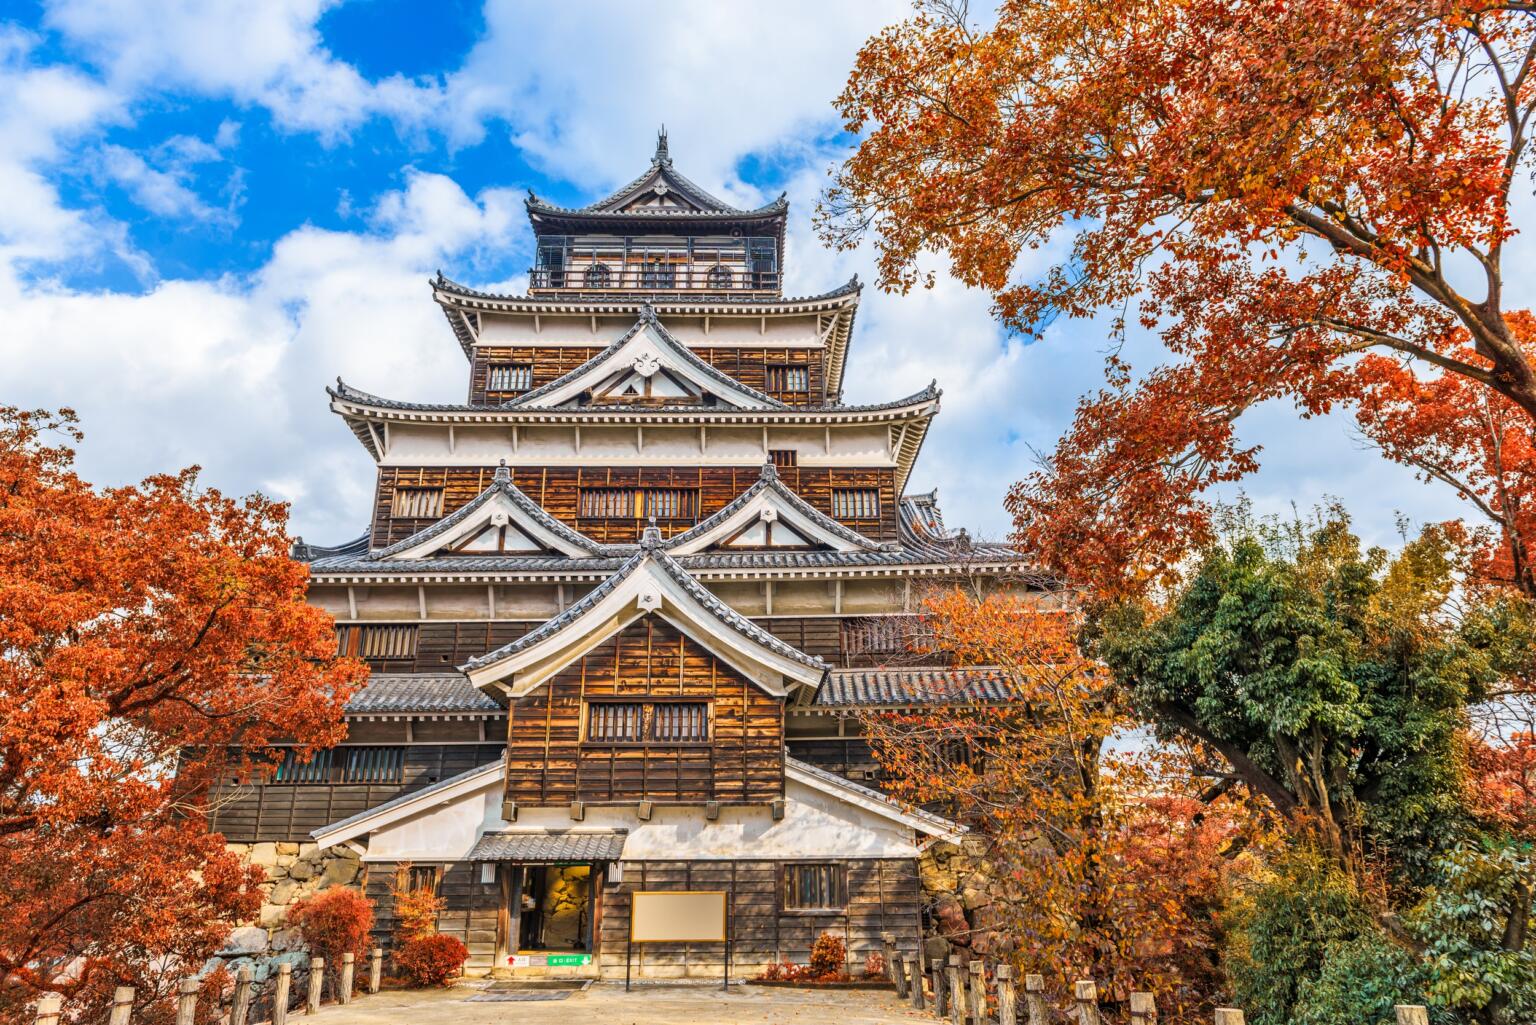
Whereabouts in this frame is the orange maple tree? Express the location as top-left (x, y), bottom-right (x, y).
top-left (860, 590), bottom-right (1266, 1020)
top-left (822, 0), bottom-right (1536, 598)
top-left (0, 407), bottom-right (365, 1012)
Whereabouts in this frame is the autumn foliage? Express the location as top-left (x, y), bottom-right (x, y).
top-left (0, 406), bottom-right (365, 1011)
top-left (288, 888), bottom-right (375, 993)
top-left (394, 935), bottom-right (469, 988)
top-left (823, 0), bottom-right (1536, 600)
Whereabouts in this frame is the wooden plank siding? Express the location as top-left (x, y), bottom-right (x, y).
top-left (469, 346), bottom-right (828, 406)
top-left (597, 858), bottom-right (920, 979)
top-left (365, 861), bottom-right (502, 972)
top-left (208, 743), bottom-right (504, 842)
top-left (371, 465), bottom-right (898, 547)
top-left (505, 617), bottom-right (784, 807)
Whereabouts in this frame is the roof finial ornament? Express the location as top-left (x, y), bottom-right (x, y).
top-left (494, 458), bottom-right (510, 482)
top-left (639, 302), bottom-right (658, 323)
top-left (655, 125), bottom-right (670, 165)
top-left (760, 461), bottom-right (778, 482)
top-left (641, 516), bottom-right (663, 550)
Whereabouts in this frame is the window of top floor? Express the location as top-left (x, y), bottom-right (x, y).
top-left (532, 235), bottom-right (778, 291)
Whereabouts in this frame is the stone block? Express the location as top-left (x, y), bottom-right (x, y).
top-left (258, 904), bottom-right (287, 929)
top-left (288, 859), bottom-right (316, 881)
top-left (220, 926), bottom-right (269, 956)
top-left (270, 928), bottom-right (305, 953)
top-left (269, 880), bottom-right (299, 906)
top-left (247, 842), bottom-right (279, 868)
top-left (320, 857), bottom-right (361, 887)
top-left (276, 842), bottom-right (299, 855)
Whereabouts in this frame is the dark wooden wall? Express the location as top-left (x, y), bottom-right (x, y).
top-left (372, 465), bottom-right (898, 547)
top-left (469, 346), bottom-right (828, 406)
top-left (209, 743), bottom-right (504, 842)
top-left (598, 859), bottom-right (920, 976)
top-left (365, 861), bottom-right (501, 971)
top-left (505, 617), bottom-right (784, 806)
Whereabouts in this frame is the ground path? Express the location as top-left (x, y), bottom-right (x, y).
top-left (302, 980), bottom-right (926, 1025)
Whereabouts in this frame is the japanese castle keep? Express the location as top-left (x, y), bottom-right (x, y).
top-left (215, 133), bottom-right (1026, 979)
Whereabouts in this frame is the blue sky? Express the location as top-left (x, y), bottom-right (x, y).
top-left (1, 0), bottom-right (1475, 548)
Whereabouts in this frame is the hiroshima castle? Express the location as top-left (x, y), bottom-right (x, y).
top-left (216, 132), bottom-right (1025, 979)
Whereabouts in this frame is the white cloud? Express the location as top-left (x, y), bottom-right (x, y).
top-left (42, 0), bottom-right (439, 137)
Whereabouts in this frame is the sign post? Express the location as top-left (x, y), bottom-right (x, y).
top-left (626, 889), bottom-right (731, 991)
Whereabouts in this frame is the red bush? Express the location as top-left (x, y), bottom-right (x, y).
top-left (395, 933), bottom-right (469, 987)
top-left (287, 887), bottom-right (375, 992)
top-left (809, 932), bottom-right (847, 979)
top-left (863, 950), bottom-right (886, 979)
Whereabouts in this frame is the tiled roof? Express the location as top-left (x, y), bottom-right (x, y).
top-left (466, 829), bottom-right (628, 862)
top-left (326, 378), bottom-right (938, 417)
top-left (501, 306), bottom-right (784, 410)
top-left (312, 760), bottom-right (502, 840)
top-left (815, 667), bottom-right (1025, 707)
top-left (661, 462), bottom-right (887, 553)
top-left (784, 756), bottom-right (962, 836)
top-left (460, 537), bottom-right (829, 676)
top-left (293, 532), bottom-right (369, 561)
top-left (344, 674), bottom-right (502, 714)
top-left (433, 273), bottom-right (860, 307)
top-left (369, 464), bottom-right (626, 560)
top-left (525, 131), bottom-right (783, 220)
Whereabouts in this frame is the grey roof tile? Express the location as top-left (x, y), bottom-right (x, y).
top-left (466, 829), bottom-right (628, 862)
top-left (815, 667), bottom-right (1025, 707)
top-left (345, 674), bottom-right (503, 714)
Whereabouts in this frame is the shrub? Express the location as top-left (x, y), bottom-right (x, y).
top-left (395, 933), bottom-right (469, 987)
top-left (287, 888), bottom-right (375, 993)
top-left (863, 950), bottom-right (886, 980)
top-left (809, 932), bottom-right (847, 979)
top-left (390, 878), bottom-right (444, 944)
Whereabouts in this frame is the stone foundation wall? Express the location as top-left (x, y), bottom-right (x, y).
top-left (919, 836), bottom-right (1021, 962)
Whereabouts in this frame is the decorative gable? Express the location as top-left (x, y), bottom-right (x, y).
top-left (663, 463), bottom-right (888, 556)
top-left (373, 464), bottom-right (617, 561)
top-left (503, 309), bottom-right (785, 411)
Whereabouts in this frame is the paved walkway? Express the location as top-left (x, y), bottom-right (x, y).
top-left (303, 981), bottom-right (924, 1025)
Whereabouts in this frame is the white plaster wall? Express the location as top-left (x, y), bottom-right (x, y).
top-left (475, 313), bottom-right (824, 349)
top-left (361, 776), bottom-right (920, 863)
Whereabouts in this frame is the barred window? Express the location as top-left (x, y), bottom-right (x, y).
top-left (706, 264), bottom-right (734, 289)
top-left (583, 264), bottom-right (612, 288)
top-left (587, 702), bottom-right (645, 743)
top-left (783, 863), bottom-right (846, 911)
top-left (841, 616), bottom-right (930, 656)
top-left (831, 488), bottom-right (880, 520)
top-left (271, 747), bottom-right (404, 785)
top-left (768, 449), bottom-right (798, 467)
top-left (338, 624), bottom-right (418, 660)
top-left (578, 487), bottom-right (699, 520)
top-left (391, 487), bottom-right (443, 518)
top-left (651, 702), bottom-right (709, 743)
top-left (766, 364), bottom-right (809, 393)
top-left (401, 865), bottom-right (441, 895)
top-left (486, 363), bottom-right (533, 391)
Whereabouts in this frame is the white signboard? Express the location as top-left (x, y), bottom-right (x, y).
top-left (629, 890), bottom-right (728, 943)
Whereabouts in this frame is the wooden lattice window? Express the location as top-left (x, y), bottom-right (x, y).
top-left (271, 746), bottom-right (404, 785)
top-left (841, 616), bottom-right (930, 656)
top-left (766, 364), bottom-right (809, 393)
top-left (783, 863), bottom-right (847, 911)
top-left (578, 487), bottom-right (699, 520)
top-left (391, 487), bottom-right (443, 518)
top-left (338, 624), bottom-right (418, 659)
top-left (400, 865), bottom-right (442, 894)
top-left (831, 488), bottom-right (880, 520)
top-left (583, 264), bottom-right (612, 288)
top-left (487, 363), bottom-right (533, 391)
top-left (706, 264), bottom-right (734, 289)
top-left (768, 449), bottom-right (798, 467)
top-left (587, 702), bottom-right (645, 743)
top-left (651, 702), bottom-right (709, 743)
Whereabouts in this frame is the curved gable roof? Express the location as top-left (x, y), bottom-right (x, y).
top-left (663, 463), bottom-right (889, 555)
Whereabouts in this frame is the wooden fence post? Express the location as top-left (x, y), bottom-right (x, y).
top-left (969, 961), bottom-right (988, 1025)
top-left (174, 977), bottom-right (199, 1025)
top-left (306, 957), bottom-right (324, 1014)
top-left (340, 952), bottom-right (355, 1004)
top-left (1074, 980), bottom-right (1101, 1025)
top-left (882, 933), bottom-right (897, 985)
top-left (892, 950), bottom-right (909, 998)
top-left (1130, 992), bottom-right (1158, 1025)
top-left (1022, 974), bottom-right (1047, 1025)
top-left (996, 965), bottom-right (1016, 1025)
top-left (948, 955), bottom-right (965, 1025)
top-left (1395, 1008), bottom-right (1430, 1025)
top-left (108, 986), bottom-right (136, 1025)
top-left (933, 960), bottom-right (949, 1018)
top-left (230, 967), bottom-right (253, 1025)
top-left (910, 955), bottom-right (926, 1011)
top-left (273, 962), bottom-right (293, 1025)
top-left (369, 947), bottom-right (383, 994)
top-left (1214, 1011), bottom-right (1245, 1025)
top-left (32, 994), bottom-right (62, 1025)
